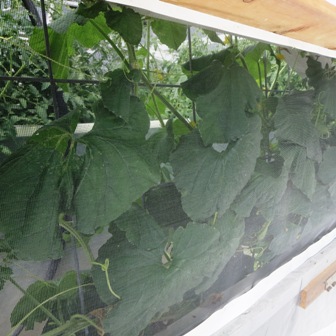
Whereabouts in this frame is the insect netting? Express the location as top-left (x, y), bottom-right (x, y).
top-left (1, 1), bottom-right (336, 336)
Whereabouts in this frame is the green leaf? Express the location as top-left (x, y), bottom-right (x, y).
top-left (232, 158), bottom-right (288, 219)
top-left (0, 145), bottom-right (64, 260)
top-left (101, 69), bottom-right (132, 121)
top-left (203, 29), bottom-right (224, 44)
top-left (29, 13), bottom-right (111, 85)
top-left (281, 145), bottom-right (316, 200)
top-left (0, 266), bottom-right (12, 290)
top-left (274, 91), bottom-right (322, 162)
top-left (11, 280), bottom-right (58, 330)
top-left (318, 147), bottom-right (336, 185)
top-left (243, 42), bottom-right (272, 84)
top-left (92, 210), bottom-right (244, 336)
top-left (151, 19), bottom-right (187, 50)
top-left (105, 7), bottom-right (142, 45)
top-left (112, 204), bottom-right (166, 250)
top-left (147, 119), bottom-right (175, 163)
top-left (183, 62), bottom-right (262, 144)
top-left (74, 101), bottom-right (160, 234)
top-left (181, 48), bottom-right (233, 75)
top-left (171, 116), bottom-right (261, 221)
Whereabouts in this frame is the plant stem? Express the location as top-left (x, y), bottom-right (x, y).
top-left (59, 214), bottom-right (94, 263)
top-left (90, 19), bottom-right (192, 131)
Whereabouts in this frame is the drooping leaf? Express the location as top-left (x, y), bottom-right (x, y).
top-left (92, 210), bottom-right (243, 336)
top-left (274, 91), bottom-right (322, 162)
top-left (171, 116), bottom-right (261, 221)
top-left (183, 61), bottom-right (262, 144)
top-left (74, 100), bottom-right (160, 234)
top-left (100, 69), bottom-right (132, 121)
top-left (181, 48), bottom-right (233, 75)
top-left (105, 7), bottom-right (142, 45)
top-left (151, 19), bottom-right (187, 50)
top-left (202, 29), bottom-right (224, 45)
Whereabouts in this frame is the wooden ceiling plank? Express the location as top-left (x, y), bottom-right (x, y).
top-left (109, 0), bottom-right (336, 58)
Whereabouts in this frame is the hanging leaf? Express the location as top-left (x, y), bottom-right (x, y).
top-left (92, 210), bottom-right (243, 336)
top-left (100, 69), bottom-right (133, 122)
top-left (151, 19), bottom-right (187, 50)
top-left (171, 116), bottom-right (261, 221)
top-left (105, 7), bottom-right (142, 45)
top-left (202, 29), bottom-right (224, 45)
top-left (274, 91), bottom-right (322, 162)
top-left (74, 99), bottom-right (160, 234)
top-left (181, 48), bottom-right (233, 75)
top-left (183, 61), bottom-right (262, 144)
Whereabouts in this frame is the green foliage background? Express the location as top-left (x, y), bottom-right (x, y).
top-left (1, 1), bottom-right (336, 336)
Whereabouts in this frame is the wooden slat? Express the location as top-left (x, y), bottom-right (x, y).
top-left (299, 260), bottom-right (336, 309)
top-left (162, 0), bottom-right (336, 50)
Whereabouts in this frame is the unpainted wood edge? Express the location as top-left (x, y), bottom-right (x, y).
top-left (299, 260), bottom-right (336, 309)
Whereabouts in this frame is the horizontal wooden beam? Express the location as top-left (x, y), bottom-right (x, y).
top-left (109, 1), bottom-right (336, 58)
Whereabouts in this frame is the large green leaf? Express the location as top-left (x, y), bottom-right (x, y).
top-left (183, 62), bottom-right (262, 144)
top-left (105, 7), bottom-right (142, 45)
top-left (281, 145), bottom-right (316, 200)
top-left (92, 209), bottom-right (243, 336)
top-left (274, 91), bottom-right (322, 162)
top-left (151, 19), bottom-right (187, 50)
top-left (74, 100), bottom-right (160, 234)
top-left (0, 144), bottom-right (65, 260)
top-left (232, 158), bottom-right (288, 220)
top-left (171, 116), bottom-right (261, 221)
